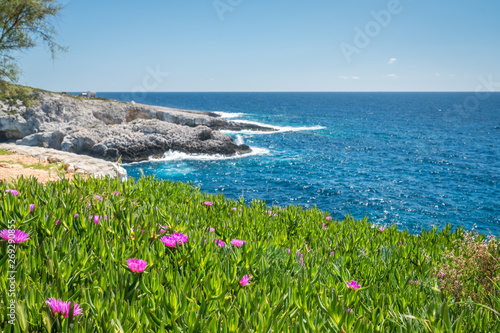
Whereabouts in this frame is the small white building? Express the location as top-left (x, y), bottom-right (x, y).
top-left (88, 91), bottom-right (97, 98)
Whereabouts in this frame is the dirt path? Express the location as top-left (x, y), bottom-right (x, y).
top-left (0, 154), bottom-right (74, 183)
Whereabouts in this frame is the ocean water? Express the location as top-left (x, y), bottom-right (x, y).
top-left (99, 92), bottom-right (500, 234)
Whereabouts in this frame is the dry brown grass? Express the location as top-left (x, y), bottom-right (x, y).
top-left (437, 229), bottom-right (500, 309)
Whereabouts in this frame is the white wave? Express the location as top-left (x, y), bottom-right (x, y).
top-left (222, 120), bottom-right (327, 134)
top-left (213, 111), bottom-right (246, 119)
top-left (125, 147), bottom-right (270, 165)
top-left (235, 135), bottom-right (245, 145)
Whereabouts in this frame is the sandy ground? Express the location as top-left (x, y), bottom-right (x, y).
top-left (0, 154), bottom-right (74, 183)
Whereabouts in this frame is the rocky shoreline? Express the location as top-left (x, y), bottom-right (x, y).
top-left (0, 91), bottom-right (274, 163)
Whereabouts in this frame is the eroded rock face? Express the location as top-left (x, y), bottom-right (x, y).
top-left (0, 92), bottom-right (263, 161)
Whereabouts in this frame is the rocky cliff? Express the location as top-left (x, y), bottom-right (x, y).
top-left (0, 91), bottom-right (273, 162)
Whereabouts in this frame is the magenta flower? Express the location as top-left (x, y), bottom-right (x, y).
top-left (74, 213), bottom-right (79, 218)
top-left (0, 229), bottom-right (30, 243)
top-left (127, 258), bottom-right (148, 273)
top-left (89, 215), bottom-right (107, 225)
top-left (346, 308), bottom-right (354, 313)
top-left (231, 239), bottom-right (246, 247)
top-left (266, 211), bottom-right (277, 217)
top-left (5, 189), bottom-right (18, 196)
top-left (411, 280), bottom-right (419, 285)
top-left (326, 216), bottom-right (332, 221)
top-left (204, 201), bottom-right (213, 206)
top-left (159, 229), bottom-right (168, 234)
top-left (287, 248), bottom-right (291, 254)
top-left (331, 251), bottom-right (335, 256)
top-left (322, 223), bottom-right (327, 230)
top-left (379, 227), bottom-right (386, 232)
top-left (347, 280), bottom-right (361, 290)
top-left (240, 275), bottom-right (251, 286)
top-left (29, 204), bottom-right (35, 212)
top-left (45, 298), bottom-right (83, 318)
top-left (207, 227), bottom-right (215, 232)
top-left (215, 239), bottom-right (226, 248)
top-left (160, 233), bottom-right (188, 247)
top-left (112, 191), bottom-right (120, 196)
top-left (94, 195), bottom-right (103, 202)
top-left (160, 236), bottom-right (177, 247)
top-left (232, 207), bottom-right (237, 211)
top-left (55, 220), bottom-right (60, 225)
top-left (437, 272), bottom-right (445, 279)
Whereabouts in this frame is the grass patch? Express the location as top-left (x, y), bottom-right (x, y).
top-left (0, 149), bottom-right (13, 156)
top-left (0, 176), bottom-right (499, 332)
top-left (0, 160), bottom-right (65, 171)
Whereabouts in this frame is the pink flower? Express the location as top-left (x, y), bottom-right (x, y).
top-left (29, 204), bottom-right (35, 212)
top-left (160, 233), bottom-right (188, 247)
top-left (411, 280), bottom-right (419, 285)
top-left (331, 251), bottom-right (334, 256)
top-left (240, 275), bottom-right (251, 286)
top-left (346, 308), bottom-right (354, 313)
top-left (232, 207), bottom-right (237, 211)
top-left (231, 239), bottom-right (246, 247)
top-left (94, 195), bottom-right (103, 202)
top-left (287, 248), bottom-right (291, 254)
top-left (379, 227), bottom-right (386, 232)
top-left (112, 191), bottom-right (120, 196)
top-left (160, 236), bottom-right (177, 247)
top-left (5, 189), bottom-right (18, 196)
top-left (159, 229), bottom-right (168, 234)
top-left (326, 216), bottom-right (332, 221)
top-left (215, 239), bottom-right (226, 248)
top-left (204, 201), bottom-right (213, 206)
top-left (89, 215), bottom-right (107, 225)
top-left (74, 213), bottom-right (79, 218)
top-left (55, 220), bottom-right (60, 225)
top-left (266, 211), bottom-right (277, 217)
top-left (0, 229), bottom-right (30, 243)
top-left (398, 241), bottom-right (403, 245)
top-left (322, 223), bottom-right (327, 230)
top-left (347, 280), bottom-right (361, 290)
top-left (127, 258), bottom-right (148, 273)
top-left (207, 227), bottom-right (215, 232)
top-left (437, 272), bottom-right (445, 279)
top-left (45, 298), bottom-right (83, 318)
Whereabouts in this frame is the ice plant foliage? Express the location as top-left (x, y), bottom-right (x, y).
top-left (240, 275), bottom-right (251, 286)
top-left (0, 229), bottom-right (30, 243)
top-left (45, 298), bottom-right (83, 318)
top-left (2, 177), bottom-right (499, 332)
top-left (231, 239), bottom-right (246, 247)
top-left (127, 259), bottom-right (148, 273)
top-left (347, 280), bottom-right (361, 290)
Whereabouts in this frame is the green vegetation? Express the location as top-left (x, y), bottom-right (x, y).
top-left (0, 159), bottom-right (65, 171)
top-left (0, 0), bottom-right (65, 85)
top-left (0, 149), bottom-right (13, 155)
top-left (0, 84), bottom-right (37, 108)
top-left (0, 176), bottom-right (499, 332)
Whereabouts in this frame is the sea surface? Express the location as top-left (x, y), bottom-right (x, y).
top-left (98, 92), bottom-right (500, 234)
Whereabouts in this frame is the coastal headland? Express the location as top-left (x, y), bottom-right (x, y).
top-left (0, 89), bottom-right (275, 163)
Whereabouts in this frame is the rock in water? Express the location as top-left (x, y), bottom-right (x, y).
top-left (0, 91), bottom-right (264, 161)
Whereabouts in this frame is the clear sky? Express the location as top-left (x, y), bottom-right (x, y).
top-left (16, 0), bottom-right (500, 92)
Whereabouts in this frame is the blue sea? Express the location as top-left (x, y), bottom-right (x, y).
top-left (99, 92), bottom-right (500, 234)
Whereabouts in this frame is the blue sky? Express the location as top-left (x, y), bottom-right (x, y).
top-left (17, 0), bottom-right (500, 92)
